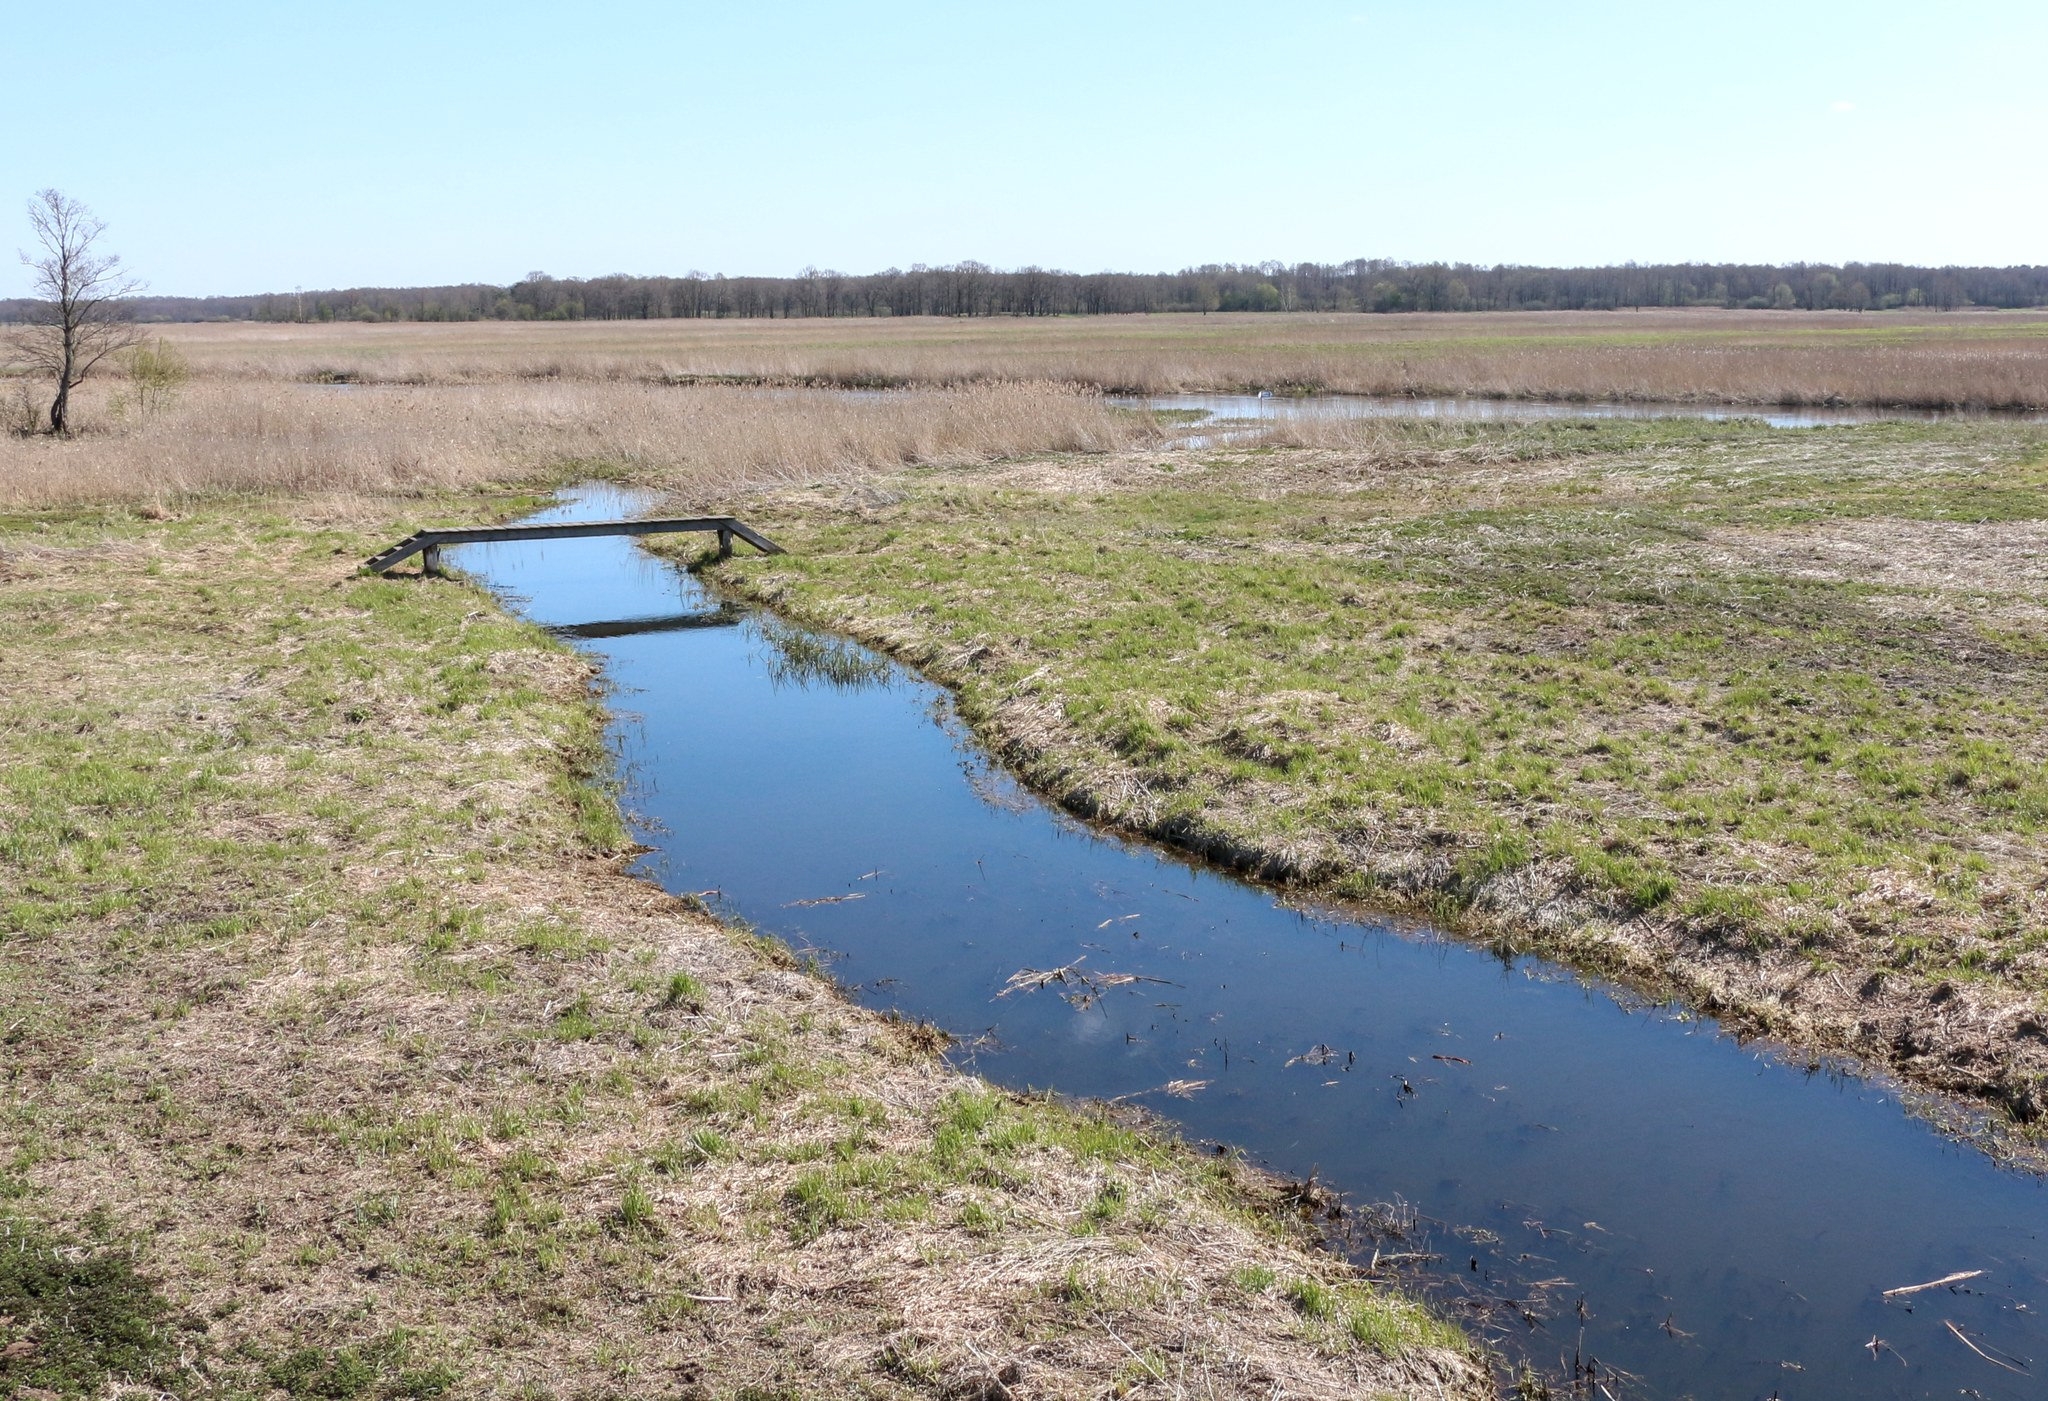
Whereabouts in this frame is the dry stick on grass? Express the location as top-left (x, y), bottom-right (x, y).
top-left (1102, 1318), bottom-right (1171, 1388)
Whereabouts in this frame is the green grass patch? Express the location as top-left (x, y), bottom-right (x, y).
top-left (0, 1214), bottom-right (190, 1397)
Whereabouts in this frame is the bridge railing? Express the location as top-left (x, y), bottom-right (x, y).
top-left (363, 516), bottom-right (784, 575)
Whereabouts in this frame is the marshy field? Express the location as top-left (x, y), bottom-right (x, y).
top-left (98, 306), bottom-right (2048, 406)
top-left (5, 309), bottom-right (2048, 1399)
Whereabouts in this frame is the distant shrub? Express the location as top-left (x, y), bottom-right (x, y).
top-left (124, 337), bottom-right (190, 415)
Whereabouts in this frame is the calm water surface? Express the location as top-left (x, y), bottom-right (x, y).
top-left (1129, 391), bottom-right (2047, 432)
top-left (456, 485), bottom-right (2045, 1401)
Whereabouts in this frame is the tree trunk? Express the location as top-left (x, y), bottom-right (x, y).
top-left (48, 326), bottom-right (76, 435)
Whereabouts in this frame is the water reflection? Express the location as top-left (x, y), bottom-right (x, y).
top-left (754, 617), bottom-right (896, 692)
top-left (549, 607), bottom-right (745, 640)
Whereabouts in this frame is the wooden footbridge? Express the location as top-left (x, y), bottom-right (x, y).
top-left (362, 516), bottom-right (784, 576)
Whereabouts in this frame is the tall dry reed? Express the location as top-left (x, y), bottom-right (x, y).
top-left (0, 380), bottom-right (1157, 510)
top-left (132, 310), bottom-right (2048, 409)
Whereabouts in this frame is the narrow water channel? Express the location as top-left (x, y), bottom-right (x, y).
top-left (457, 484), bottom-right (2045, 1401)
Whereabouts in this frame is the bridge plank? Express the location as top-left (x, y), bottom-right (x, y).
top-left (363, 516), bottom-right (785, 574)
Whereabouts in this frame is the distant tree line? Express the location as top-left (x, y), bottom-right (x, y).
top-left (7, 259), bottom-right (2047, 324)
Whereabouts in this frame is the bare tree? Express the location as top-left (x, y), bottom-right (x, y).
top-left (11, 189), bottom-right (143, 434)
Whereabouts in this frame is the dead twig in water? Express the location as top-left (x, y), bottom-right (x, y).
top-left (1943, 1320), bottom-right (2029, 1375)
top-left (995, 958), bottom-right (1178, 1009)
top-left (1865, 1335), bottom-right (1908, 1366)
top-left (1105, 1078), bottom-right (1211, 1104)
top-left (997, 959), bottom-right (1088, 996)
top-left (1364, 1251), bottom-right (1438, 1271)
top-left (1883, 1269), bottom-right (1985, 1298)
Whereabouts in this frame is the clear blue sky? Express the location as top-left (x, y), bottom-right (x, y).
top-left (5, 0), bottom-right (2043, 297)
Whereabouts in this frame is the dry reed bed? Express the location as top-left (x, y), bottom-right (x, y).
top-left (0, 380), bottom-right (1158, 510)
top-left (131, 310), bottom-right (2048, 409)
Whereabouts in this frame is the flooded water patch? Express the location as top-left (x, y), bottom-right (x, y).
top-left (1129, 391), bottom-right (2047, 434)
top-left (458, 484), bottom-right (2047, 1400)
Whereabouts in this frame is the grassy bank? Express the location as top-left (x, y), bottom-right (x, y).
top-left (703, 415), bottom-right (2048, 1130)
top-left (0, 495), bottom-right (1481, 1399)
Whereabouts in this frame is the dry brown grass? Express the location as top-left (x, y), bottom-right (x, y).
top-left (9, 308), bottom-right (2044, 511)
top-left (125, 308), bottom-right (2048, 408)
top-left (0, 379), bottom-right (1157, 510)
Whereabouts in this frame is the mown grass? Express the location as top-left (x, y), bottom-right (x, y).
top-left (713, 415), bottom-right (2048, 1116)
top-left (0, 495), bottom-right (1482, 1397)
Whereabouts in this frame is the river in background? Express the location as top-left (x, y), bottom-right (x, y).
top-left (455, 485), bottom-right (2046, 1400)
top-left (1129, 391), bottom-right (2048, 432)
